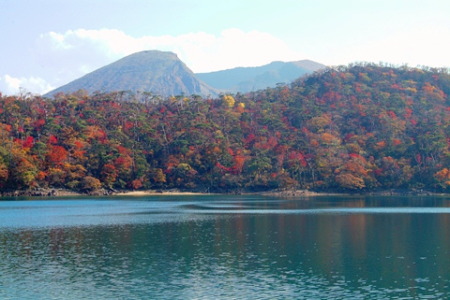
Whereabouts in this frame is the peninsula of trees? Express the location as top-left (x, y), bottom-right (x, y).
top-left (0, 63), bottom-right (449, 195)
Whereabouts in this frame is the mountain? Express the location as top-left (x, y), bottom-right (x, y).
top-left (45, 50), bottom-right (218, 97)
top-left (45, 50), bottom-right (324, 98)
top-left (196, 60), bottom-right (325, 93)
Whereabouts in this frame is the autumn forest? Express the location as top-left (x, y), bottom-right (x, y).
top-left (0, 64), bottom-right (449, 194)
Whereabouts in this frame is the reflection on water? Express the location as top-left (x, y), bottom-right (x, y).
top-left (0, 195), bottom-right (449, 299)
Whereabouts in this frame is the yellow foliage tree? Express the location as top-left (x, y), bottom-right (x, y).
top-left (222, 95), bottom-right (235, 108)
top-left (335, 172), bottom-right (365, 189)
top-left (435, 168), bottom-right (450, 186)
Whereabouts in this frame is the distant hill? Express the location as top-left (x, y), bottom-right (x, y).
top-left (196, 60), bottom-right (325, 93)
top-left (45, 50), bottom-right (218, 97)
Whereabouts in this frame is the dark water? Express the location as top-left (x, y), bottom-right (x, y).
top-left (0, 195), bottom-right (449, 299)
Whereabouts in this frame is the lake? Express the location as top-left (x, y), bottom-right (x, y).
top-left (0, 195), bottom-right (449, 299)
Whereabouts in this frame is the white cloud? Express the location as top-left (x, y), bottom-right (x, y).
top-left (323, 25), bottom-right (450, 68)
top-left (39, 28), bottom-right (306, 76)
top-left (0, 74), bottom-right (54, 95)
top-left (4, 75), bottom-right (21, 91)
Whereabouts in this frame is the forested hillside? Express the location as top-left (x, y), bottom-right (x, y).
top-left (0, 63), bottom-right (449, 194)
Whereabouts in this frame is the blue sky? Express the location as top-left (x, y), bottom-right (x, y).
top-left (1, 0), bottom-right (449, 95)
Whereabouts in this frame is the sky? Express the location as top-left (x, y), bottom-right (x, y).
top-left (1, 0), bottom-right (449, 95)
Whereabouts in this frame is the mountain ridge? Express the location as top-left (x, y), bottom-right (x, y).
top-left (45, 50), bottom-right (324, 97)
top-left (196, 60), bottom-right (325, 93)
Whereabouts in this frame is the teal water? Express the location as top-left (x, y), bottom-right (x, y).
top-left (0, 195), bottom-right (449, 299)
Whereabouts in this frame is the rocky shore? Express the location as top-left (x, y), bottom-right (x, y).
top-left (0, 187), bottom-right (445, 198)
top-left (1, 188), bottom-right (105, 197)
top-left (260, 189), bottom-right (328, 197)
top-left (0, 188), bottom-right (210, 198)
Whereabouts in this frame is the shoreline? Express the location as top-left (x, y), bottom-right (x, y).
top-left (112, 190), bottom-right (210, 196)
top-left (0, 187), bottom-right (446, 198)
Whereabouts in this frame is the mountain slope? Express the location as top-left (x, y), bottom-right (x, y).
top-left (196, 60), bottom-right (325, 93)
top-left (45, 50), bottom-right (218, 97)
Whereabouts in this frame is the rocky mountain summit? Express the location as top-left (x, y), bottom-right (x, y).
top-left (45, 50), bottom-right (218, 97)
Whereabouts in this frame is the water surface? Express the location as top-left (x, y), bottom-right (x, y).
top-left (0, 195), bottom-right (449, 299)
